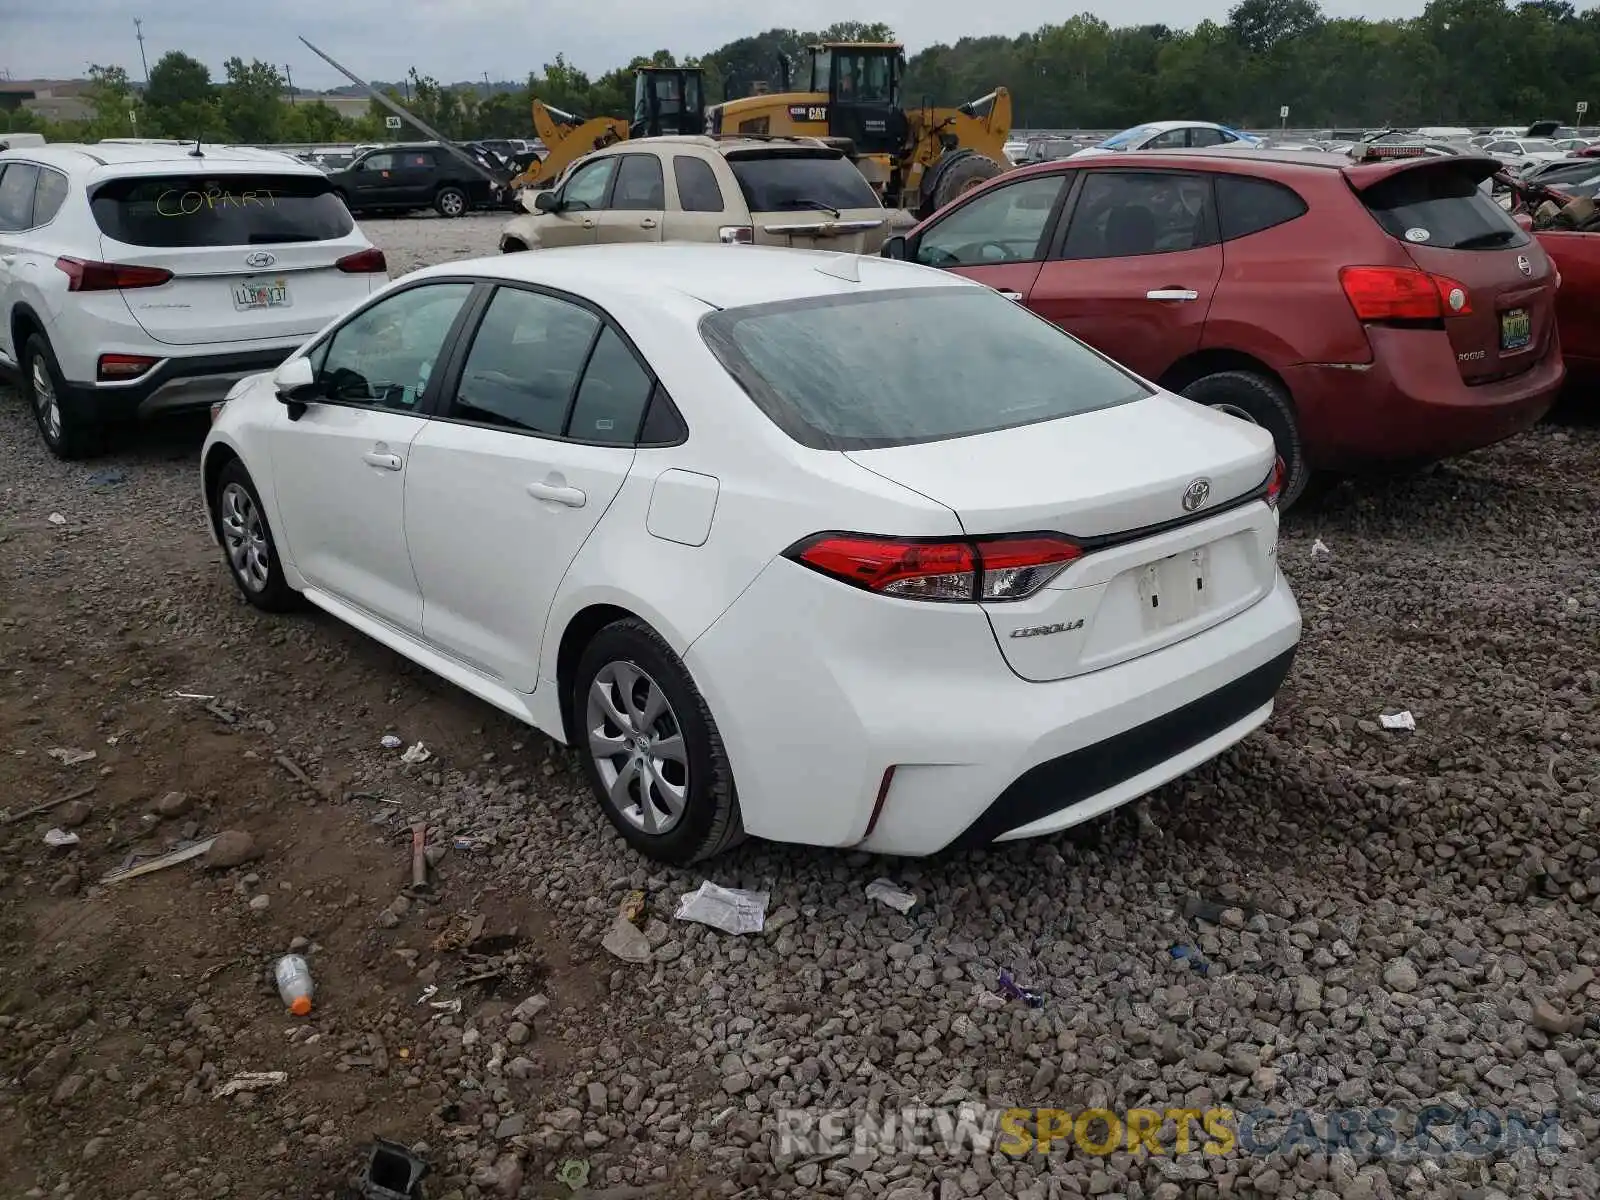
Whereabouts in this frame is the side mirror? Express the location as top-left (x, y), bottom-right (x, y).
top-left (881, 235), bottom-right (907, 260)
top-left (272, 356), bottom-right (318, 411)
top-left (533, 190), bottom-right (560, 213)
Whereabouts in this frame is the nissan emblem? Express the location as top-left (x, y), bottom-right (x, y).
top-left (1181, 478), bottom-right (1212, 513)
top-left (1516, 255), bottom-right (1532, 277)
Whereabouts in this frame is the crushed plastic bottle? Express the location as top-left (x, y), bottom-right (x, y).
top-left (274, 953), bottom-right (314, 1016)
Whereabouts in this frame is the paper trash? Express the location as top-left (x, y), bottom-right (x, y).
top-left (674, 881), bottom-right (768, 935)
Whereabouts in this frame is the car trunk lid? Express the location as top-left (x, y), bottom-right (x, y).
top-left (1346, 155), bottom-right (1558, 383)
top-left (88, 168), bottom-right (380, 347)
top-left (845, 394), bottom-right (1282, 681)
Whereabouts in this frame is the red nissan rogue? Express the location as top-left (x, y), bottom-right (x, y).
top-left (885, 147), bottom-right (1565, 506)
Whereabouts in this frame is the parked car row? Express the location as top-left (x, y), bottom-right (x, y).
top-left (0, 131), bottom-right (1586, 871)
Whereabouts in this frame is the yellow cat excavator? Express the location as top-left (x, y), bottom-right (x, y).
top-left (703, 42), bottom-right (1012, 217)
top-left (510, 67), bottom-right (707, 190)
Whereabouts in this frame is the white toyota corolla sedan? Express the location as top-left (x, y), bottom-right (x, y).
top-left (201, 244), bottom-right (1302, 864)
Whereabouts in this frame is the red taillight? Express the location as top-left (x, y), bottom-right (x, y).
top-left (788, 533), bottom-right (1082, 602)
top-left (1265, 456), bottom-right (1286, 508)
top-left (1339, 266), bottom-right (1471, 322)
top-left (335, 247), bottom-right (388, 273)
top-left (56, 256), bottom-right (172, 292)
top-left (97, 353), bottom-right (159, 381)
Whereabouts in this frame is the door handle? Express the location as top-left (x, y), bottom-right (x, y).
top-left (1147, 288), bottom-right (1200, 301)
top-left (996, 289), bottom-right (1024, 301)
top-left (362, 451), bottom-right (402, 471)
top-left (640, 218), bottom-right (658, 229)
top-left (581, 218), bottom-right (596, 229)
top-left (526, 481), bottom-right (587, 508)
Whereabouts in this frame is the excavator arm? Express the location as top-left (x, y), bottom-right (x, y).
top-left (510, 100), bottom-right (628, 190)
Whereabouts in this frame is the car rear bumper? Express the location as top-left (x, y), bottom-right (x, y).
top-left (59, 347), bottom-right (296, 423)
top-left (685, 558), bottom-right (1302, 856)
top-left (1286, 325), bottom-right (1564, 470)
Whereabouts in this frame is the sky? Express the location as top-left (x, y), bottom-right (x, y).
top-left (6, 0), bottom-right (1430, 89)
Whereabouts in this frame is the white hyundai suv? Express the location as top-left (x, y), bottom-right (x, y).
top-left (0, 142), bottom-right (389, 458)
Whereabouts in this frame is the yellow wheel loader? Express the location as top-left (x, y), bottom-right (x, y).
top-left (704, 42), bottom-right (1012, 218)
top-left (510, 66), bottom-right (708, 190)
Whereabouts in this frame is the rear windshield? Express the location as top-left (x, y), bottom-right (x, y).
top-left (725, 152), bottom-right (881, 214)
top-left (1359, 165), bottom-right (1530, 251)
top-left (700, 286), bottom-right (1152, 451)
top-left (90, 172), bottom-right (354, 248)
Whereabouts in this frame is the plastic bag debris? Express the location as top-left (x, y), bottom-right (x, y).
top-left (47, 512), bottom-right (66, 525)
top-left (43, 828), bottom-right (79, 847)
top-left (1311, 538), bottom-right (1332, 558)
top-left (1379, 710), bottom-right (1417, 731)
top-left (865, 878), bottom-right (918, 913)
top-left (602, 913), bottom-right (653, 962)
top-left (46, 747), bottom-right (97, 766)
top-left (380, 734), bottom-right (402, 750)
top-left (556, 1159), bottom-right (591, 1190)
top-left (997, 969), bottom-right (1043, 1008)
top-left (674, 881), bottom-right (768, 935)
top-left (213, 1070), bottom-right (287, 1099)
top-left (1170, 943), bottom-right (1214, 975)
top-left (400, 741), bottom-right (431, 764)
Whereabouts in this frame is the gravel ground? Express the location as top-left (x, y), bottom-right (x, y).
top-left (3, 211), bottom-right (1599, 1200)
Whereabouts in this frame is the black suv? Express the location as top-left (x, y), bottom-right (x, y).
top-left (326, 143), bottom-right (498, 219)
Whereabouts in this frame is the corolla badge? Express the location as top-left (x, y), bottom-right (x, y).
top-left (1181, 478), bottom-right (1212, 513)
top-left (244, 251), bottom-right (277, 269)
top-left (1517, 255), bottom-right (1532, 277)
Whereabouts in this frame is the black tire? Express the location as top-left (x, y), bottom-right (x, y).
top-left (212, 458), bottom-right (300, 612)
top-left (435, 186), bottom-right (468, 219)
top-left (926, 153), bottom-right (1005, 215)
top-left (572, 618), bottom-right (744, 865)
top-left (21, 332), bottom-right (103, 460)
top-left (1179, 370), bottom-right (1310, 508)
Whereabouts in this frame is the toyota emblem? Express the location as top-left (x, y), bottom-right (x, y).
top-left (1516, 255), bottom-right (1532, 277)
top-left (244, 251), bottom-right (277, 269)
top-left (1181, 478), bottom-right (1212, 513)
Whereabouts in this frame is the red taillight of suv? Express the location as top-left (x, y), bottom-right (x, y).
top-left (786, 533), bottom-right (1083, 602)
top-left (1339, 265), bottom-right (1472, 322)
top-left (335, 247), bottom-right (388, 273)
top-left (55, 257), bottom-right (173, 292)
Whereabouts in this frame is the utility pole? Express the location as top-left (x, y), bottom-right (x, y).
top-left (285, 63), bottom-right (295, 104)
top-left (483, 71), bottom-right (491, 99)
top-left (133, 17), bottom-right (149, 84)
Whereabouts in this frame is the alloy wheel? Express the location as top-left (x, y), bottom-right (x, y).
top-left (441, 192), bottom-right (465, 216)
top-left (585, 661), bottom-right (689, 835)
top-left (219, 482), bottom-right (271, 593)
top-left (31, 356), bottom-right (61, 444)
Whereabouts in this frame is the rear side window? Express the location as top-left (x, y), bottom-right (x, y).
top-left (90, 173), bottom-right (354, 248)
top-left (1360, 165), bottom-right (1530, 251)
top-left (1216, 176), bottom-right (1307, 241)
top-left (700, 286), bottom-right (1151, 451)
top-left (673, 155), bottom-right (725, 212)
top-left (725, 151), bottom-right (880, 214)
top-left (33, 168), bottom-right (70, 225)
top-left (566, 327), bottom-right (654, 444)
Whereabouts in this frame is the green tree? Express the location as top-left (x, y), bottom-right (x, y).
top-left (219, 57), bottom-right (286, 143)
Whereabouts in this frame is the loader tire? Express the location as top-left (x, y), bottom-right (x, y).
top-left (925, 153), bottom-right (1004, 216)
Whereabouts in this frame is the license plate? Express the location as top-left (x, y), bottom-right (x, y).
top-left (1137, 546), bottom-right (1210, 631)
top-left (1499, 307), bottom-right (1531, 352)
top-left (233, 277), bottom-right (291, 311)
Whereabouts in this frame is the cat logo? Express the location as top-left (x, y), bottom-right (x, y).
top-left (787, 104), bottom-right (828, 122)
